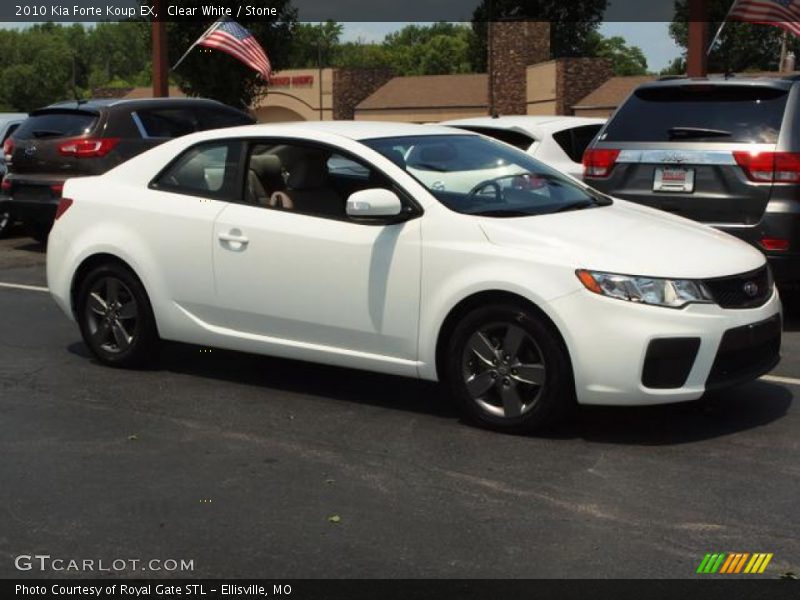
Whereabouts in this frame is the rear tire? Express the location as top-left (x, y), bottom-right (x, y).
top-left (76, 263), bottom-right (160, 368)
top-left (0, 207), bottom-right (13, 239)
top-left (443, 303), bottom-right (574, 433)
top-left (27, 222), bottom-right (51, 244)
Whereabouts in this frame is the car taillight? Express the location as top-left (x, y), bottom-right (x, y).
top-left (57, 138), bottom-right (120, 158)
top-left (1, 178), bottom-right (10, 193)
top-left (760, 237), bottom-right (790, 251)
top-left (54, 198), bottom-right (73, 220)
top-left (2, 137), bottom-right (13, 161)
top-left (583, 148), bottom-right (620, 178)
top-left (50, 183), bottom-right (64, 196)
top-left (733, 151), bottom-right (800, 183)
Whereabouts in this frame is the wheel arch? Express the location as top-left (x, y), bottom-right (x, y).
top-left (434, 290), bottom-right (574, 384)
top-left (69, 253), bottom-right (152, 323)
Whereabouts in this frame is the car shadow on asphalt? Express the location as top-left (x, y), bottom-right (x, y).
top-left (68, 339), bottom-right (794, 446)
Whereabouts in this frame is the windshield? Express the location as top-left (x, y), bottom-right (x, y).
top-left (363, 134), bottom-right (608, 217)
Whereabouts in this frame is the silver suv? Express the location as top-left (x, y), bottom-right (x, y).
top-left (584, 77), bottom-right (799, 288)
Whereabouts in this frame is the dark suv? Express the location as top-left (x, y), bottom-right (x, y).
top-left (583, 76), bottom-right (800, 287)
top-left (1, 97), bottom-right (254, 241)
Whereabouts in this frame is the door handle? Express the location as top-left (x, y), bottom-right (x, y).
top-left (218, 230), bottom-right (249, 245)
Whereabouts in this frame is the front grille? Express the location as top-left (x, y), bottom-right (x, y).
top-left (703, 266), bottom-right (772, 309)
top-left (705, 315), bottom-right (781, 390)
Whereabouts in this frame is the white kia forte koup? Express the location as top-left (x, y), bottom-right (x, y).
top-left (46, 122), bottom-right (782, 432)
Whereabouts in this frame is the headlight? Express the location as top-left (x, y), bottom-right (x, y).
top-left (576, 270), bottom-right (714, 308)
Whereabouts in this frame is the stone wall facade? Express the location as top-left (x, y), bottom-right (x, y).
top-left (555, 58), bottom-right (613, 116)
top-left (488, 21), bottom-right (550, 116)
top-left (332, 68), bottom-right (394, 121)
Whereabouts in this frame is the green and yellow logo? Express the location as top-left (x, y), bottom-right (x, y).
top-left (697, 552), bottom-right (773, 574)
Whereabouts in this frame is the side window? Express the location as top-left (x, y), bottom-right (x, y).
top-left (135, 109), bottom-right (198, 138)
top-left (194, 107), bottom-right (253, 131)
top-left (552, 124), bottom-right (603, 163)
top-left (244, 142), bottom-right (394, 221)
top-left (152, 141), bottom-right (241, 199)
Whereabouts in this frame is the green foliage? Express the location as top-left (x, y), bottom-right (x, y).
top-left (289, 22), bottom-right (477, 76)
top-left (288, 21), bottom-right (343, 68)
top-left (0, 21), bottom-right (150, 111)
top-left (469, 0), bottom-right (608, 71)
top-left (586, 32), bottom-right (648, 76)
top-left (167, 0), bottom-right (296, 108)
top-left (671, 0), bottom-right (799, 73)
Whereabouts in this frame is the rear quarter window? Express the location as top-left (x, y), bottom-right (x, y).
top-left (135, 108), bottom-right (197, 138)
top-left (602, 85), bottom-right (787, 144)
top-left (14, 112), bottom-right (97, 140)
top-left (552, 124), bottom-right (603, 162)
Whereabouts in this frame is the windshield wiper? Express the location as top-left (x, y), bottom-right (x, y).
top-left (551, 200), bottom-right (597, 213)
top-left (471, 209), bottom-right (532, 217)
top-left (410, 163), bottom-right (447, 172)
top-left (32, 129), bottom-right (65, 138)
top-left (667, 127), bottom-right (732, 139)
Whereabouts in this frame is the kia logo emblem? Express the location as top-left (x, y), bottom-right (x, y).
top-left (743, 282), bottom-right (759, 298)
top-left (24, 145), bottom-right (37, 157)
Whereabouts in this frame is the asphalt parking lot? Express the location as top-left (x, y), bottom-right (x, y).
top-left (0, 232), bottom-right (798, 579)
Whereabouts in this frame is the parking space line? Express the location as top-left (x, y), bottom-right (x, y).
top-left (761, 374), bottom-right (800, 387)
top-left (0, 281), bottom-right (49, 293)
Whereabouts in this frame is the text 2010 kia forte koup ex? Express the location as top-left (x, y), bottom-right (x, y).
top-left (46, 123), bottom-right (782, 432)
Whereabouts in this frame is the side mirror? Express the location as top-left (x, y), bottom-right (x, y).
top-left (346, 188), bottom-right (403, 218)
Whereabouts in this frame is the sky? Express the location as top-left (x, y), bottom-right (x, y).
top-left (0, 21), bottom-right (683, 72)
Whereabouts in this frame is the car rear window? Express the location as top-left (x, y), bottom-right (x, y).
top-left (552, 124), bottom-right (603, 162)
top-left (601, 85), bottom-right (788, 144)
top-left (14, 111), bottom-right (97, 140)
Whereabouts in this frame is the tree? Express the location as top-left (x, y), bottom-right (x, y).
top-left (671, 0), bottom-right (799, 73)
top-left (288, 21), bottom-right (343, 68)
top-left (0, 30), bottom-right (73, 110)
top-left (470, 0), bottom-right (608, 71)
top-left (587, 32), bottom-right (648, 75)
top-left (167, 0), bottom-right (297, 108)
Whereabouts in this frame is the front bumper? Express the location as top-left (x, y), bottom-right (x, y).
top-left (550, 288), bottom-right (782, 406)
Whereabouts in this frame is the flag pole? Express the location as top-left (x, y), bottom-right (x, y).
top-left (171, 18), bottom-right (223, 72)
top-left (779, 29), bottom-right (789, 72)
top-left (707, 0), bottom-right (739, 56)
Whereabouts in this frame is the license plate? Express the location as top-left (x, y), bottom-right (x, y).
top-left (653, 167), bottom-right (695, 193)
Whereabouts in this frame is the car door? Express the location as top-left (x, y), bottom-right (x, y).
top-left (211, 141), bottom-right (422, 376)
top-left (144, 139), bottom-right (244, 339)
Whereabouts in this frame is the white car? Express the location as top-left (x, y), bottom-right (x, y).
top-left (441, 116), bottom-right (606, 180)
top-left (47, 122), bottom-right (781, 433)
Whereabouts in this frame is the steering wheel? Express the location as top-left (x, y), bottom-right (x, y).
top-left (468, 179), bottom-right (504, 203)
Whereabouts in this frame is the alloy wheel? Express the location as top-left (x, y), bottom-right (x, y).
top-left (84, 277), bottom-right (139, 354)
top-left (461, 322), bottom-right (546, 419)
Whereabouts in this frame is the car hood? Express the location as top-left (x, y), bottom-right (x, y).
top-left (478, 199), bottom-right (766, 279)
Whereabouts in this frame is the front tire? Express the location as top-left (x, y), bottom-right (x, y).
top-left (76, 263), bottom-right (160, 368)
top-left (444, 303), bottom-right (574, 433)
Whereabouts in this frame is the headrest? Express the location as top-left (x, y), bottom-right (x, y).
top-left (419, 143), bottom-right (457, 164)
top-left (249, 154), bottom-right (282, 179)
top-left (287, 153), bottom-right (328, 190)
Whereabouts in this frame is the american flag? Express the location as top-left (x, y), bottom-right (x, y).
top-left (197, 19), bottom-right (272, 80)
top-left (729, 0), bottom-right (800, 37)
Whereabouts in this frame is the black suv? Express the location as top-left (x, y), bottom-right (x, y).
top-left (583, 76), bottom-right (800, 287)
top-left (1, 97), bottom-right (254, 241)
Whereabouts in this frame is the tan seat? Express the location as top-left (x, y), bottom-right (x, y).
top-left (283, 154), bottom-right (342, 217)
top-left (247, 154), bottom-right (284, 207)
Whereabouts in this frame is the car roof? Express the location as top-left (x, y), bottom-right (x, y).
top-left (637, 76), bottom-right (796, 91)
top-left (202, 120), bottom-right (478, 141)
top-left (441, 115), bottom-right (606, 136)
top-left (39, 97), bottom-right (232, 114)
